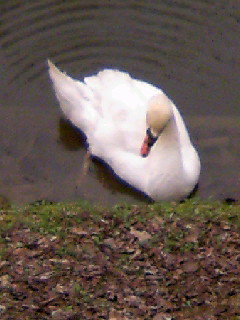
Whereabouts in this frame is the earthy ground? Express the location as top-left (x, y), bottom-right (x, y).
top-left (0, 199), bottom-right (239, 320)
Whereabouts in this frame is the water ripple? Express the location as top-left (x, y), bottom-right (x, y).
top-left (4, 0), bottom-right (237, 83)
top-left (0, 0), bottom-right (239, 203)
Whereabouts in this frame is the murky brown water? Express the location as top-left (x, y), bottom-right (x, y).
top-left (0, 1), bottom-right (239, 205)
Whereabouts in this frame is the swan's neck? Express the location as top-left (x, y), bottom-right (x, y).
top-left (145, 111), bottom-right (196, 200)
top-left (149, 115), bottom-right (181, 162)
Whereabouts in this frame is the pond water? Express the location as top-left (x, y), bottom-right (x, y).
top-left (0, 0), bottom-right (239, 205)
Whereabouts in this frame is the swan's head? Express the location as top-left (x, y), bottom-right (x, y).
top-left (141, 94), bottom-right (173, 157)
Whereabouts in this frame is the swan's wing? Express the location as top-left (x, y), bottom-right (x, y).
top-left (48, 60), bottom-right (100, 134)
top-left (48, 62), bottom-right (159, 156)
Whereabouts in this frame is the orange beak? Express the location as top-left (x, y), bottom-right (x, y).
top-left (140, 135), bottom-right (150, 157)
top-left (140, 128), bottom-right (158, 157)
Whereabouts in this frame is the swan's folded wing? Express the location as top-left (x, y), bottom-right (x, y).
top-left (48, 60), bottom-right (99, 134)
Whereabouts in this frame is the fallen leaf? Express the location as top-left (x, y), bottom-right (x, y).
top-left (71, 227), bottom-right (88, 236)
top-left (182, 261), bottom-right (199, 273)
top-left (130, 227), bottom-right (151, 242)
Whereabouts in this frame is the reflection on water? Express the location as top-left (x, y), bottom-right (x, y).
top-left (0, 0), bottom-right (239, 204)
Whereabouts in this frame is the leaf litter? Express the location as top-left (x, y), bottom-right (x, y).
top-left (0, 200), bottom-right (239, 319)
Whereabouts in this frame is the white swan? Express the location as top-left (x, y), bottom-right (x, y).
top-left (48, 61), bottom-right (200, 201)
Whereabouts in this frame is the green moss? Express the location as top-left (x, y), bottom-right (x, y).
top-left (0, 199), bottom-right (239, 239)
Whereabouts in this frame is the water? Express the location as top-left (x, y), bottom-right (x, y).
top-left (0, 0), bottom-right (239, 205)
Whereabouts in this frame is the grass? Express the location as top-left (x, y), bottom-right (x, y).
top-left (0, 198), bottom-right (239, 236)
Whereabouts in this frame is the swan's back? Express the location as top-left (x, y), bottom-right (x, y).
top-left (48, 62), bottom-right (160, 155)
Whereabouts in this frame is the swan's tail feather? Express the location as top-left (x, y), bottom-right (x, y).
top-left (48, 60), bottom-right (98, 134)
